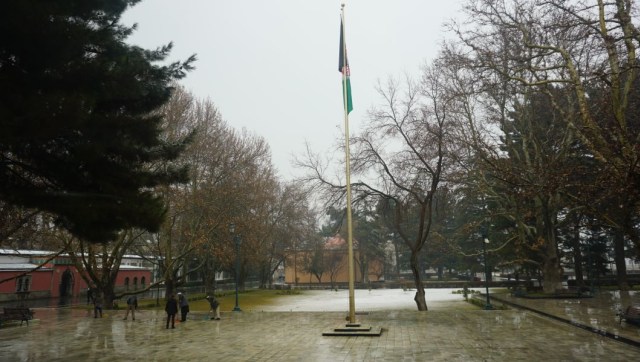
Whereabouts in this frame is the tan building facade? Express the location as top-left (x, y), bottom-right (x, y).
top-left (283, 237), bottom-right (384, 285)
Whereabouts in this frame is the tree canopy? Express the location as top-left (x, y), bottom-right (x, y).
top-left (0, 0), bottom-right (195, 242)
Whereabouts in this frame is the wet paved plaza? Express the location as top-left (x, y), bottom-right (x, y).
top-left (0, 289), bottom-right (639, 361)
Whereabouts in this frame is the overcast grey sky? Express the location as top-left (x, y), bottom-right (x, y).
top-left (121, 0), bottom-right (465, 180)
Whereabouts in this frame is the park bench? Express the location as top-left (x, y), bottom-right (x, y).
top-left (618, 305), bottom-right (640, 326)
top-left (0, 307), bottom-right (34, 327)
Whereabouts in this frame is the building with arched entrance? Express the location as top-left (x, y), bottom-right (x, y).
top-left (0, 249), bottom-right (151, 302)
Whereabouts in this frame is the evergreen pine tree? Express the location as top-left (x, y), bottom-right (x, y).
top-left (0, 0), bottom-right (196, 242)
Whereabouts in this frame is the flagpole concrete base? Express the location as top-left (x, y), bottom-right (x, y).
top-left (322, 323), bottom-right (383, 336)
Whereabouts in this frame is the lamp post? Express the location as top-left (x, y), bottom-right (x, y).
top-left (481, 226), bottom-right (493, 310)
top-left (229, 223), bottom-right (242, 312)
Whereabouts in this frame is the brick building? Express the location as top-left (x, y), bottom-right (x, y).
top-left (0, 249), bottom-right (151, 302)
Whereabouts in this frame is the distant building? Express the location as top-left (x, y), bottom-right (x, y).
top-left (0, 249), bottom-right (151, 302)
top-left (283, 236), bottom-right (384, 285)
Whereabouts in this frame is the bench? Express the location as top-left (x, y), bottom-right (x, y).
top-left (0, 307), bottom-right (34, 327)
top-left (618, 305), bottom-right (640, 326)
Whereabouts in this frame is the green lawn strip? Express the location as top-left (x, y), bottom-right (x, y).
top-left (70, 289), bottom-right (299, 311)
top-left (130, 288), bottom-right (305, 312)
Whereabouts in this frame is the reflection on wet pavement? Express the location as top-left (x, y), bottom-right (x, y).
top-left (0, 289), bottom-right (638, 361)
top-left (495, 290), bottom-right (640, 344)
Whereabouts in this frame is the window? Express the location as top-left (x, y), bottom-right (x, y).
top-left (141, 276), bottom-right (146, 288)
top-left (16, 275), bottom-right (32, 292)
top-left (124, 277), bottom-right (130, 291)
top-left (133, 277), bottom-right (138, 290)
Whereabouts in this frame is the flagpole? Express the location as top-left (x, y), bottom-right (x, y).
top-left (340, 3), bottom-right (356, 326)
top-left (323, 4), bottom-right (380, 336)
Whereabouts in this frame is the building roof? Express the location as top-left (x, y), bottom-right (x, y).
top-left (0, 249), bottom-right (60, 256)
top-left (0, 249), bottom-right (150, 260)
top-left (325, 236), bottom-right (359, 250)
top-left (0, 263), bottom-right (52, 271)
top-left (119, 265), bottom-right (150, 271)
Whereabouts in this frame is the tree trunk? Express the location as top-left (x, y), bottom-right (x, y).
top-left (259, 265), bottom-right (269, 289)
top-left (103, 287), bottom-right (116, 310)
top-left (540, 202), bottom-right (563, 293)
top-left (613, 227), bottom-right (629, 291)
top-left (541, 252), bottom-right (563, 293)
top-left (203, 261), bottom-right (216, 295)
top-left (164, 279), bottom-right (176, 300)
top-left (410, 252), bottom-right (428, 311)
top-left (394, 241), bottom-right (401, 278)
top-left (572, 217), bottom-right (585, 287)
top-left (540, 229), bottom-right (563, 293)
top-left (573, 246), bottom-right (584, 287)
top-left (359, 256), bottom-right (368, 283)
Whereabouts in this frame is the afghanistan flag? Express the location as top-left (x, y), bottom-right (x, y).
top-left (339, 19), bottom-right (353, 114)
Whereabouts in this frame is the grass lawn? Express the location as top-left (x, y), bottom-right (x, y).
top-left (134, 289), bottom-right (305, 312)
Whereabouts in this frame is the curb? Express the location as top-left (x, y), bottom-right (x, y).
top-left (488, 294), bottom-right (640, 349)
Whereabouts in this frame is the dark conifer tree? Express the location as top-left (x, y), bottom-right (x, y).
top-left (0, 0), bottom-right (196, 242)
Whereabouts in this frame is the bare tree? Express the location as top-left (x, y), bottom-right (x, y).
top-left (299, 66), bottom-right (452, 310)
top-left (58, 229), bottom-right (151, 308)
top-left (153, 86), bottom-right (317, 293)
top-left (451, 0), bottom-right (640, 289)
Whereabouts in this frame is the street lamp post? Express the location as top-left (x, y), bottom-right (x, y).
top-left (229, 223), bottom-right (242, 312)
top-left (481, 228), bottom-right (493, 310)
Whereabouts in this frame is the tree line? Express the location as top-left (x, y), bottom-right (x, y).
top-left (2, 0), bottom-right (640, 312)
top-left (0, 1), bottom-right (317, 308)
top-left (300, 0), bottom-right (640, 310)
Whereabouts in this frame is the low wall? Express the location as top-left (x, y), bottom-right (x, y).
top-left (276, 280), bottom-right (524, 290)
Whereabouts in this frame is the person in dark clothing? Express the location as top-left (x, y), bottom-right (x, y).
top-left (123, 295), bottom-right (138, 320)
top-left (206, 295), bottom-right (221, 320)
top-left (93, 291), bottom-right (103, 318)
top-left (165, 294), bottom-right (178, 329)
top-left (178, 292), bottom-right (189, 322)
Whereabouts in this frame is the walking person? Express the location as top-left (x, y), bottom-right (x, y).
top-left (165, 294), bottom-right (178, 329)
top-left (93, 291), bottom-right (103, 318)
top-left (123, 295), bottom-right (138, 320)
top-left (206, 295), bottom-right (221, 320)
top-left (178, 292), bottom-right (189, 322)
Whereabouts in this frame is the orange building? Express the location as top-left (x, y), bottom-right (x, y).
top-left (284, 236), bottom-right (384, 285)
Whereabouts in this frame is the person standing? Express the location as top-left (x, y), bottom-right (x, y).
top-left (206, 295), bottom-right (221, 320)
top-left (178, 292), bottom-right (189, 322)
top-left (165, 294), bottom-right (178, 329)
top-left (123, 295), bottom-right (138, 321)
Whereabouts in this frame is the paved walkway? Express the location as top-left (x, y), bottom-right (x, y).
top-left (0, 290), bottom-right (639, 361)
top-left (491, 290), bottom-right (640, 347)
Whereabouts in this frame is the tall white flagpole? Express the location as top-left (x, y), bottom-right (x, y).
top-left (340, 3), bottom-right (356, 325)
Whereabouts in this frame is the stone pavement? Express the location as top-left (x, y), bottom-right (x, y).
top-left (0, 292), bottom-right (639, 361)
top-left (490, 290), bottom-right (640, 347)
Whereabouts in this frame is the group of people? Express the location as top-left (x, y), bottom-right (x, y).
top-left (88, 287), bottom-right (221, 328)
top-left (88, 287), bottom-right (138, 320)
top-left (164, 292), bottom-right (189, 328)
top-left (163, 292), bottom-right (221, 329)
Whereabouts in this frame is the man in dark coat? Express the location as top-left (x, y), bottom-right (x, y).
top-left (123, 295), bottom-right (138, 321)
top-left (165, 294), bottom-right (178, 329)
